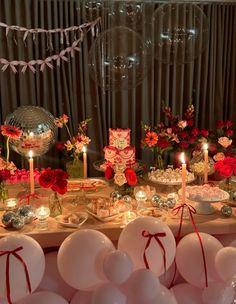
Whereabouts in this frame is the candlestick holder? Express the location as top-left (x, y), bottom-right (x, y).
top-left (35, 206), bottom-right (50, 230)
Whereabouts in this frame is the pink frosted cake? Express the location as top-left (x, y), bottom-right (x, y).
top-left (104, 128), bottom-right (136, 168)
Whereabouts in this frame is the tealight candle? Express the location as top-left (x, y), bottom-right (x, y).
top-left (180, 152), bottom-right (186, 203)
top-left (29, 150), bottom-right (35, 194)
top-left (4, 198), bottom-right (18, 211)
top-left (135, 190), bottom-right (147, 210)
top-left (203, 143), bottom-right (208, 184)
top-left (123, 211), bottom-right (136, 225)
top-left (82, 146), bottom-right (87, 179)
top-left (35, 206), bottom-right (50, 230)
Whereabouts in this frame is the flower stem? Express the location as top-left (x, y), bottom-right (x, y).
top-left (64, 123), bottom-right (73, 141)
top-left (6, 137), bottom-right (9, 164)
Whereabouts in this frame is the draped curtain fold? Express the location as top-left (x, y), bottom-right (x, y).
top-left (0, 0), bottom-right (235, 174)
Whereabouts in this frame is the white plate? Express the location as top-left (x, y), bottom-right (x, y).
top-left (178, 187), bottom-right (230, 203)
top-left (86, 209), bottom-right (124, 222)
top-left (55, 212), bottom-right (88, 228)
top-left (67, 178), bottom-right (108, 192)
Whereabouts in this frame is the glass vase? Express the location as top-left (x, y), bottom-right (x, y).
top-left (154, 153), bottom-right (164, 170)
top-left (66, 157), bottom-right (83, 178)
top-left (0, 182), bottom-right (8, 211)
top-left (49, 192), bottom-right (62, 217)
top-left (114, 183), bottom-right (134, 196)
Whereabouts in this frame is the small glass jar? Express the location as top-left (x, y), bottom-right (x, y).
top-left (49, 192), bottom-right (62, 217)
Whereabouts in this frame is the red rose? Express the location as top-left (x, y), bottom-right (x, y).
top-left (179, 131), bottom-right (188, 139)
top-left (54, 169), bottom-right (69, 181)
top-left (216, 120), bottom-right (224, 129)
top-left (191, 127), bottom-right (199, 136)
top-left (223, 157), bottom-right (236, 166)
top-left (178, 141), bottom-right (189, 149)
top-left (0, 169), bottom-right (11, 182)
top-left (214, 160), bottom-right (223, 171)
top-left (125, 168), bottom-right (137, 186)
top-left (188, 136), bottom-right (197, 143)
top-left (225, 129), bottom-right (234, 137)
top-left (105, 166), bottom-right (114, 180)
top-left (39, 169), bottom-right (56, 188)
top-left (208, 144), bottom-right (217, 154)
top-left (157, 138), bottom-right (170, 149)
top-left (225, 120), bottom-right (233, 128)
top-left (218, 164), bottom-right (233, 178)
top-left (52, 179), bottom-right (68, 195)
top-left (200, 129), bottom-right (209, 137)
top-left (233, 164), bottom-right (236, 176)
top-left (187, 119), bottom-right (194, 127)
top-left (55, 142), bottom-right (65, 151)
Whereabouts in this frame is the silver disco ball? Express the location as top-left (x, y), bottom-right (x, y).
top-left (5, 106), bottom-right (57, 157)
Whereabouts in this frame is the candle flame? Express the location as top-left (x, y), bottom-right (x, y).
top-left (29, 132), bottom-right (34, 137)
top-left (203, 143), bottom-right (208, 150)
top-left (82, 145), bottom-right (87, 153)
top-left (180, 152), bottom-right (185, 164)
top-left (29, 150), bottom-right (33, 158)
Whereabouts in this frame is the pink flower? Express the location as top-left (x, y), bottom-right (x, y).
top-left (177, 120), bottom-right (187, 129)
top-left (213, 152), bottom-right (225, 162)
top-left (54, 114), bottom-right (69, 128)
top-left (218, 137), bottom-right (232, 148)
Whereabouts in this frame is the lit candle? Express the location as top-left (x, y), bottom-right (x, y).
top-left (29, 150), bottom-right (35, 194)
top-left (82, 146), bottom-right (87, 179)
top-left (180, 152), bottom-right (186, 203)
top-left (35, 206), bottom-right (50, 230)
top-left (203, 143), bottom-right (208, 184)
top-left (4, 198), bottom-right (17, 210)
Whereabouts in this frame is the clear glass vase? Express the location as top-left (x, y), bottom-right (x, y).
top-left (114, 183), bottom-right (134, 196)
top-left (0, 182), bottom-right (8, 211)
top-left (154, 153), bottom-right (164, 170)
top-left (66, 157), bottom-right (83, 178)
top-left (49, 192), bottom-right (62, 217)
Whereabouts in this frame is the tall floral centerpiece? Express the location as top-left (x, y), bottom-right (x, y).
top-left (38, 168), bottom-right (68, 217)
top-left (54, 115), bottom-right (91, 178)
top-left (141, 104), bottom-right (209, 169)
top-left (105, 163), bottom-right (137, 196)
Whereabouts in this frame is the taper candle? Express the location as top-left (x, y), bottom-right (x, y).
top-left (180, 152), bottom-right (186, 203)
top-left (82, 146), bottom-right (87, 179)
top-left (29, 150), bottom-right (35, 194)
top-left (203, 143), bottom-right (208, 184)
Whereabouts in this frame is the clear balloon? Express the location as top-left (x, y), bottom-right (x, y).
top-left (103, 250), bottom-right (133, 285)
top-left (70, 290), bottom-right (93, 304)
top-left (171, 283), bottom-right (203, 304)
top-left (37, 251), bottom-right (76, 301)
top-left (5, 106), bottom-right (57, 157)
top-left (91, 283), bottom-right (126, 304)
top-left (0, 235), bottom-right (45, 303)
top-left (118, 216), bottom-right (176, 276)
top-left (16, 291), bottom-right (68, 304)
top-left (202, 282), bottom-right (235, 304)
top-left (153, 3), bottom-right (209, 64)
top-left (124, 269), bottom-right (160, 304)
top-left (88, 26), bottom-right (148, 91)
top-left (215, 247), bottom-right (236, 281)
top-left (57, 229), bottom-right (115, 290)
top-left (176, 232), bottom-right (223, 288)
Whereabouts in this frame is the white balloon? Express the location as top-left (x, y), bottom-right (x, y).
top-left (124, 269), bottom-right (160, 304)
top-left (202, 282), bottom-right (235, 304)
top-left (70, 290), bottom-right (93, 304)
top-left (229, 240), bottom-right (236, 248)
top-left (176, 232), bottom-right (223, 288)
top-left (214, 234), bottom-right (236, 246)
top-left (103, 250), bottom-right (133, 285)
top-left (171, 283), bottom-right (203, 304)
top-left (159, 261), bottom-right (179, 288)
top-left (215, 247), bottom-right (236, 281)
top-left (16, 291), bottom-right (68, 304)
top-left (0, 235), bottom-right (45, 303)
top-left (57, 229), bottom-right (115, 290)
top-left (92, 283), bottom-right (126, 304)
top-left (150, 284), bottom-right (178, 304)
top-left (118, 217), bottom-right (176, 276)
top-left (37, 251), bottom-right (76, 301)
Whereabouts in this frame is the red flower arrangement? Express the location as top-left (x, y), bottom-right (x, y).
top-left (214, 157), bottom-right (236, 178)
top-left (105, 165), bottom-right (137, 187)
top-left (1, 125), bottom-right (22, 164)
top-left (38, 168), bottom-right (69, 195)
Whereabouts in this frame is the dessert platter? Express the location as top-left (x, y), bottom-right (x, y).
top-left (56, 211), bottom-right (88, 228)
top-left (179, 184), bottom-right (230, 214)
top-left (137, 207), bottom-right (165, 219)
top-left (148, 168), bottom-right (195, 185)
top-left (86, 196), bottom-right (131, 222)
top-left (67, 178), bottom-right (108, 192)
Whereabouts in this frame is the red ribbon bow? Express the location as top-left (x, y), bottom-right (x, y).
top-left (142, 230), bottom-right (167, 273)
top-left (0, 246), bottom-right (32, 304)
top-left (171, 203), bottom-right (208, 288)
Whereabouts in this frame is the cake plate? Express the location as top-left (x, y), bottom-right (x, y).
top-left (93, 160), bottom-right (146, 175)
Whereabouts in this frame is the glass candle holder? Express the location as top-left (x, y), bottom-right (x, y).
top-left (135, 190), bottom-right (147, 210)
top-left (4, 198), bottom-right (18, 211)
top-left (35, 206), bottom-right (50, 230)
top-left (123, 211), bottom-right (136, 225)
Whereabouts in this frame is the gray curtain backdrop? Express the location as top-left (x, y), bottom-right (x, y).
top-left (0, 0), bottom-right (235, 175)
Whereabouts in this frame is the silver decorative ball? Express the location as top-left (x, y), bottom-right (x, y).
top-left (151, 194), bottom-right (161, 207)
top-left (166, 198), bottom-right (176, 209)
top-left (12, 217), bottom-right (25, 230)
top-left (17, 205), bottom-right (35, 224)
top-left (158, 199), bottom-right (166, 209)
top-left (5, 106), bottom-right (57, 157)
top-left (221, 205), bottom-right (232, 217)
top-left (110, 191), bottom-right (122, 201)
top-left (123, 195), bottom-right (132, 203)
top-left (231, 191), bottom-right (236, 201)
top-left (2, 211), bottom-right (17, 227)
